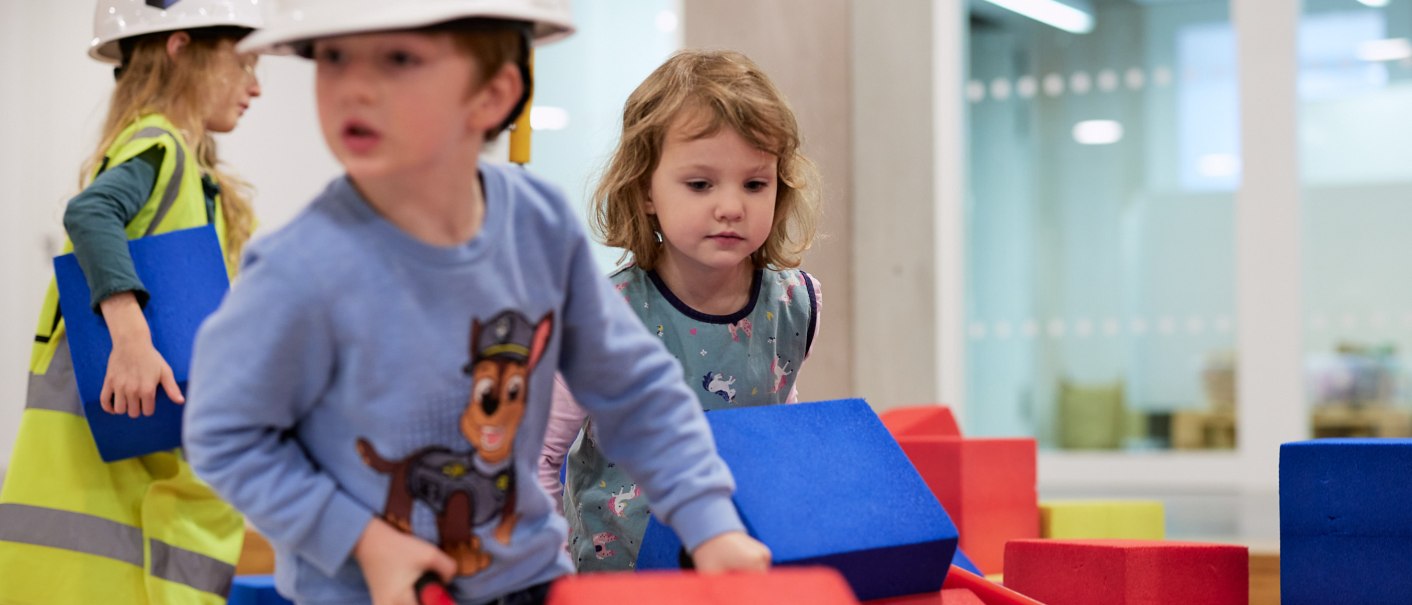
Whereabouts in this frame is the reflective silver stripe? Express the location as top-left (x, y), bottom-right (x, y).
top-left (24, 337), bottom-right (83, 416)
top-left (0, 503), bottom-right (143, 566)
top-left (150, 538), bottom-right (236, 597)
top-left (129, 127), bottom-right (187, 237)
top-left (0, 504), bottom-right (236, 597)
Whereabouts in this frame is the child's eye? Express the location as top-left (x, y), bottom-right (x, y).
top-left (387, 51), bottom-right (420, 67)
top-left (745, 179), bottom-right (771, 192)
top-left (314, 47), bottom-right (343, 65)
top-left (686, 180), bottom-right (711, 192)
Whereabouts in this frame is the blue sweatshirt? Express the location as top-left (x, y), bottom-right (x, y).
top-left (184, 163), bottom-right (743, 604)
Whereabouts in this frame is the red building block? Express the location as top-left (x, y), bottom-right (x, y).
top-left (895, 436), bottom-right (1039, 573)
top-left (1004, 539), bottom-right (1249, 605)
top-left (865, 588), bottom-right (985, 605)
top-left (941, 566), bottom-right (1045, 605)
top-left (881, 406), bottom-right (962, 438)
top-left (546, 568), bottom-right (860, 605)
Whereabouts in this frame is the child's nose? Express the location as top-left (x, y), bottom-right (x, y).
top-left (716, 193), bottom-right (746, 221)
top-left (333, 62), bottom-right (378, 103)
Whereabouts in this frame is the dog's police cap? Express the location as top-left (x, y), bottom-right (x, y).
top-left (473, 311), bottom-right (537, 364)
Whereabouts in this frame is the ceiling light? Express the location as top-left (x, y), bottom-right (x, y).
top-left (983, 0), bottom-right (1094, 34)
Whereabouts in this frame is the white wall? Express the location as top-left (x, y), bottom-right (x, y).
top-left (1, 3), bottom-right (116, 477)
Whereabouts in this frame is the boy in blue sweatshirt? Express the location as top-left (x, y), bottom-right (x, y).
top-left (183, 2), bottom-right (769, 603)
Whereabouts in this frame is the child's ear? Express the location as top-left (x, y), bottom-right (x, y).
top-left (468, 62), bottom-right (524, 133)
top-left (165, 31), bottom-right (192, 61)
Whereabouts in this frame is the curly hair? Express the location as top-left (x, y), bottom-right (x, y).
top-left (590, 49), bottom-right (820, 270)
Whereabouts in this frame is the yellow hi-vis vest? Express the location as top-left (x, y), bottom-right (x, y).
top-left (0, 114), bottom-right (243, 605)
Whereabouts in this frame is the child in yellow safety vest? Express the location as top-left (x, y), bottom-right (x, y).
top-left (0, 1), bottom-right (263, 603)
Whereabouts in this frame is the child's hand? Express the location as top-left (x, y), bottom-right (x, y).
top-left (99, 292), bottom-right (183, 417)
top-left (354, 518), bottom-right (457, 605)
top-left (690, 531), bottom-right (771, 573)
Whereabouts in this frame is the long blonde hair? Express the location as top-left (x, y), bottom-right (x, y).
top-left (591, 49), bottom-right (820, 271)
top-left (80, 28), bottom-right (255, 270)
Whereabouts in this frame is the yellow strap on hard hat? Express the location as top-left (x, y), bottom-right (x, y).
top-left (509, 49), bottom-right (534, 165)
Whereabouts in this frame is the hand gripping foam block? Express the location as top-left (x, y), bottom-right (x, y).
top-left (228, 575), bottom-right (293, 605)
top-left (881, 406), bottom-right (962, 438)
top-left (1039, 500), bottom-right (1165, 540)
top-left (1281, 438), bottom-right (1412, 604)
top-left (636, 399), bottom-right (959, 601)
top-left (893, 436), bottom-right (1038, 574)
top-left (546, 568), bottom-right (859, 605)
top-left (1003, 539), bottom-right (1248, 605)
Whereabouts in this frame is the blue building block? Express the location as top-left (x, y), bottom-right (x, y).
top-left (637, 399), bottom-right (959, 601)
top-left (228, 575), bottom-right (293, 605)
top-left (54, 226), bottom-right (228, 461)
top-left (1280, 438), bottom-right (1412, 604)
top-left (952, 545), bottom-right (981, 576)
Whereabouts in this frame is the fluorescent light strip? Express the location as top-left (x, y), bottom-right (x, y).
top-left (1357, 38), bottom-right (1411, 62)
top-left (1072, 120), bottom-right (1122, 145)
top-left (984, 0), bottom-right (1094, 34)
top-left (530, 106), bottom-right (570, 131)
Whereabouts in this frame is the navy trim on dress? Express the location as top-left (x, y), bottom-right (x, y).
top-left (801, 270), bottom-right (818, 354)
top-left (645, 269), bottom-right (763, 325)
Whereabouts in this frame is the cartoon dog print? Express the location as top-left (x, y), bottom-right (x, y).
top-left (358, 310), bottom-right (553, 576)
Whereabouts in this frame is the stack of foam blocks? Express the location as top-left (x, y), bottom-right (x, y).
top-left (883, 406), bottom-right (1250, 605)
top-left (630, 399), bottom-right (1039, 605)
top-left (635, 399), bottom-right (958, 600)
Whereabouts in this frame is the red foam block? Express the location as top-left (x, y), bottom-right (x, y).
top-left (896, 436), bottom-right (1038, 573)
top-left (881, 406), bottom-right (962, 438)
top-left (864, 588), bottom-right (985, 605)
top-left (1004, 539), bottom-right (1249, 605)
top-left (943, 566), bottom-right (1044, 605)
top-left (546, 568), bottom-right (860, 605)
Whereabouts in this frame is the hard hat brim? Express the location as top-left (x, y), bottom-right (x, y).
top-left (236, 3), bottom-right (574, 56)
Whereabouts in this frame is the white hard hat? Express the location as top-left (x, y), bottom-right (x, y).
top-left (91, 0), bottom-right (265, 64)
top-left (237, 0), bottom-right (574, 56)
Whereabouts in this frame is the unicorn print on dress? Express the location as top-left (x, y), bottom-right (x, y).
top-left (770, 354), bottom-right (793, 394)
top-left (592, 532), bottom-right (619, 559)
top-left (702, 372), bottom-right (737, 404)
top-left (778, 273), bottom-right (802, 304)
top-left (609, 484), bottom-right (641, 517)
top-left (728, 318), bottom-right (753, 342)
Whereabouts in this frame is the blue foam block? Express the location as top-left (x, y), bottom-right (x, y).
top-left (953, 545), bottom-right (981, 576)
top-left (636, 398), bottom-right (958, 601)
top-left (54, 226), bottom-right (228, 462)
top-left (228, 575), bottom-right (293, 605)
top-left (1280, 438), bottom-right (1412, 604)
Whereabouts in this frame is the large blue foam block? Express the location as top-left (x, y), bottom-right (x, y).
top-left (1280, 438), bottom-right (1412, 604)
top-left (54, 226), bottom-right (229, 461)
top-left (228, 575), bottom-right (293, 605)
top-left (637, 398), bottom-right (959, 601)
